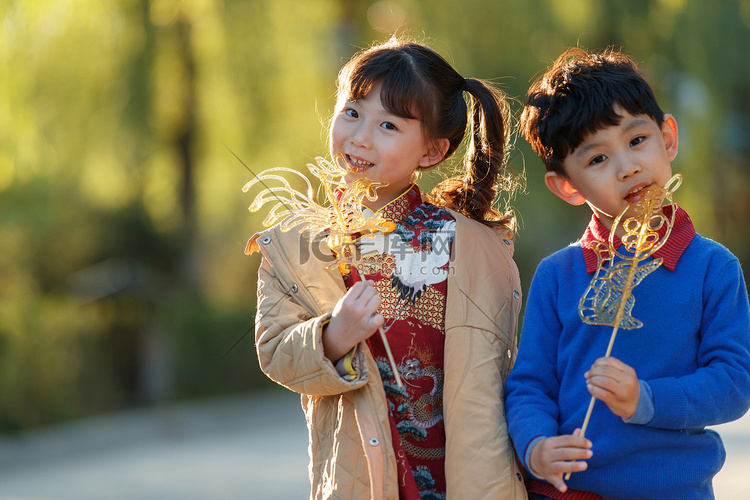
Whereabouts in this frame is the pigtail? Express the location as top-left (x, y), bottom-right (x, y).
top-left (431, 79), bottom-right (517, 230)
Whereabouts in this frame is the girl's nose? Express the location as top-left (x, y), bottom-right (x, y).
top-left (349, 123), bottom-right (372, 149)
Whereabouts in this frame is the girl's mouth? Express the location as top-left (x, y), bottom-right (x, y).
top-left (346, 154), bottom-right (374, 173)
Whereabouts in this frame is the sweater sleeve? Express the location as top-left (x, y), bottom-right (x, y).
top-left (647, 257), bottom-right (750, 429)
top-left (505, 258), bottom-right (564, 470)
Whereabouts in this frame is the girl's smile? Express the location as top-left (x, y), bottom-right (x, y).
top-left (345, 154), bottom-right (373, 173)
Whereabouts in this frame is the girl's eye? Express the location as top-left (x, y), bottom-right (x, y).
top-left (589, 155), bottom-right (607, 166)
top-left (380, 121), bottom-right (397, 130)
top-left (630, 136), bottom-right (646, 147)
top-left (344, 108), bottom-right (358, 118)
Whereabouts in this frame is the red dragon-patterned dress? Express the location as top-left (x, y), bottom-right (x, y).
top-left (342, 185), bottom-right (454, 500)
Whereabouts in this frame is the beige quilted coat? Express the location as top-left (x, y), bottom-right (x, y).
top-left (248, 208), bottom-right (527, 500)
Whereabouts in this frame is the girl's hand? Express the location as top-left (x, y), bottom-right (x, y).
top-left (585, 356), bottom-right (640, 419)
top-left (528, 430), bottom-right (592, 493)
top-left (322, 280), bottom-right (384, 363)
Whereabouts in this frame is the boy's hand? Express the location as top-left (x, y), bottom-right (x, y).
top-left (585, 356), bottom-right (640, 419)
top-left (528, 430), bottom-right (592, 493)
top-left (323, 280), bottom-right (384, 363)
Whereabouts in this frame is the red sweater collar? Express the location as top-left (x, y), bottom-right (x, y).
top-left (580, 204), bottom-right (696, 273)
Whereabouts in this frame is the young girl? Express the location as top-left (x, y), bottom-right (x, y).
top-left (247, 37), bottom-right (526, 500)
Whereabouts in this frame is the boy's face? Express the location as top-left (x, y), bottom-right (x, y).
top-left (545, 107), bottom-right (679, 235)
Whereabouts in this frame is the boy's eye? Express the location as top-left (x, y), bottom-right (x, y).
top-left (380, 121), bottom-right (397, 130)
top-left (589, 155), bottom-right (607, 166)
top-left (630, 136), bottom-right (646, 147)
top-left (344, 108), bottom-right (358, 118)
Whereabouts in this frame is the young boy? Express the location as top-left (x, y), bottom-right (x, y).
top-left (505, 47), bottom-right (750, 500)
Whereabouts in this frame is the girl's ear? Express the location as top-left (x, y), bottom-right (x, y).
top-left (545, 171), bottom-right (587, 206)
top-left (419, 138), bottom-right (450, 167)
top-left (662, 114), bottom-right (679, 161)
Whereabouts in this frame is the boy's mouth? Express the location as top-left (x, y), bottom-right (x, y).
top-left (625, 183), bottom-right (652, 203)
top-left (346, 154), bottom-right (374, 173)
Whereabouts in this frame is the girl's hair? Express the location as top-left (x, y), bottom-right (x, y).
top-left (334, 37), bottom-right (518, 230)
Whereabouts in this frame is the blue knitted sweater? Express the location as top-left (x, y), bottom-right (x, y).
top-left (505, 219), bottom-right (750, 499)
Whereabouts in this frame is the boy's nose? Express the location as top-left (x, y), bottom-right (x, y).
top-left (618, 156), bottom-right (641, 180)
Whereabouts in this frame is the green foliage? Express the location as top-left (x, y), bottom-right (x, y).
top-left (1, 0), bottom-right (748, 431)
top-left (162, 290), bottom-right (274, 400)
top-left (0, 292), bottom-right (94, 431)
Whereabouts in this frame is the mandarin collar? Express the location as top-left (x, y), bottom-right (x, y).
top-left (363, 184), bottom-right (422, 223)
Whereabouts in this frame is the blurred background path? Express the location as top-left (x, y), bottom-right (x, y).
top-left (0, 388), bottom-right (748, 499)
top-left (0, 390), bottom-right (309, 500)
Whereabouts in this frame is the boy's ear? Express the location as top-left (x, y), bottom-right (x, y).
top-left (544, 171), bottom-right (587, 206)
top-left (662, 114), bottom-right (679, 161)
top-left (419, 138), bottom-right (450, 167)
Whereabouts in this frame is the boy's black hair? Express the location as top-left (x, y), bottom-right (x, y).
top-left (520, 47), bottom-right (665, 176)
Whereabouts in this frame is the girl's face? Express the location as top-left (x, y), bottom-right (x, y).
top-left (329, 81), bottom-right (439, 211)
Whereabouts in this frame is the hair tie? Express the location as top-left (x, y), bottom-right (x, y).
top-left (463, 78), bottom-right (471, 92)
